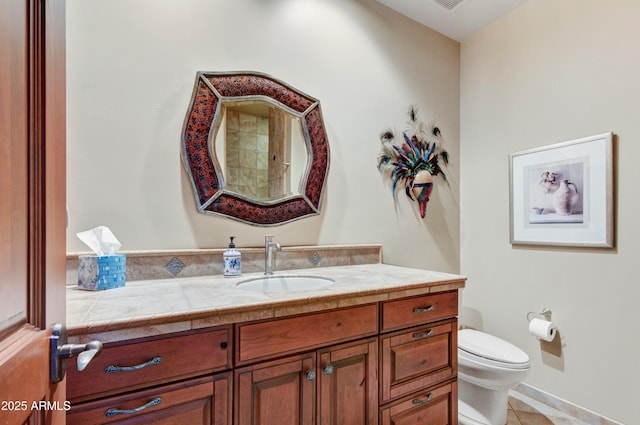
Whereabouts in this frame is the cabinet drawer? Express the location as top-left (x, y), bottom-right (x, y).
top-left (236, 304), bottom-right (378, 365)
top-left (380, 381), bottom-right (457, 425)
top-left (67, 328), bottom-right (231, 403)
top-left (381, 291), bottom-right (457, 332)
top-left (380, 319), bottom-right (456, 402)
top-left (67, 373), bottom-right (231, 425)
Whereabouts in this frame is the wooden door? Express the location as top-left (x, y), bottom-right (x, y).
top-left (235, 353), bottom-right (315, 425)
top-left (0, 0), bottom-right (66, 424)
top-left (317, 338), bottom-right (378, 425)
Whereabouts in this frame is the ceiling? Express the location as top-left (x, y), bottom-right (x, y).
top-left (375, 0), bottom-right (529, 41)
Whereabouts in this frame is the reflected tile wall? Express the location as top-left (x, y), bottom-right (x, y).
top-left (66, 244), bottom-right (382, 285)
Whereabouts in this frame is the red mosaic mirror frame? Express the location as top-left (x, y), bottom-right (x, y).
top-left (182, 71), bottom-right (330, 226)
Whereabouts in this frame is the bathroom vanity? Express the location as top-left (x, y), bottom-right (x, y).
top-left (65, 263), bottom-right (465, 424)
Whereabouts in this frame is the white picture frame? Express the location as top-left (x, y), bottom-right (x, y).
top-left (509, 132), bottom-right (614, 247)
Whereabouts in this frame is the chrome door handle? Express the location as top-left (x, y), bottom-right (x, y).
top-left (50, 323), bottom-right (103, 382)
top-left (58, 341), bottom-right (103, 371)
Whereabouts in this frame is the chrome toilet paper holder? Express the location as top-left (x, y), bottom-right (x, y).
top-left (526, 308), bottom-right (552, 322)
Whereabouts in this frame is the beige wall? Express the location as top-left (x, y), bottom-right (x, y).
top-left (66, 0), bottom-right (460, 273)
top-left (460, 0), bottom-right (640, 422)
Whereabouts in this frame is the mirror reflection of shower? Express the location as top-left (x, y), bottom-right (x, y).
top-left (214, 100), bottom-right (307, 202)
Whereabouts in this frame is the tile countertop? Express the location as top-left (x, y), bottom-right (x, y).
top-left (66, 263), bottom-right (466, 342)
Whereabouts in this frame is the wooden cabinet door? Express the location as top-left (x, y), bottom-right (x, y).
top-left (235, 353), bottom-right (316, 425)
top-left (318, 338), bottom-right (378, 425)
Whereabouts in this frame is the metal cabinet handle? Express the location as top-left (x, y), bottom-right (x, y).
top-left (412, 330), bottom-right (433, 339)
top-left (323, 365), bottom-right (334, 375)
top-left (306, 370), bottom-right (316, 381)
top-left (413, 305), bottom-right (434, 313)
top-left (412, 393), bottom-right (432, 404)
top-left (105, 397), bottom-right (162, 417)
top-left (105, 356), bottom-right (163, 374)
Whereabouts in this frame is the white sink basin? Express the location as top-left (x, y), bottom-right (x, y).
top-left (237, 276), bottom-right (335, 292)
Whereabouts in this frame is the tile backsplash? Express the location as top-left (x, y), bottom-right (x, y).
top-left (66, 244), bottom-right (382, 285)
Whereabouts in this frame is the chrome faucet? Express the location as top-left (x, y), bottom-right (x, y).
top-left (264, 235), bottom-right (282, 275)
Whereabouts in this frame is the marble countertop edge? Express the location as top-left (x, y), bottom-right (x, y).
top-left (69, 281), bottom-right (466, 336)
top-left (67, 264), bottom-right (466, 337)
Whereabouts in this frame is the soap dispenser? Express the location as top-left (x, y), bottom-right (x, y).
top-left (223, 237), bottom-right (241, 277)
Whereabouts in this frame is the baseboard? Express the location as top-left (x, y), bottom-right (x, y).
top-left (513, 383), bottom-right (624, 425)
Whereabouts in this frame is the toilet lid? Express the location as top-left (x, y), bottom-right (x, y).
top-left (458, 329), bottom-right (529, 365)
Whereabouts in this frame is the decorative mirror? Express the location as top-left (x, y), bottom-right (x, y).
top-left (182, 71), bottom-right (330, 226)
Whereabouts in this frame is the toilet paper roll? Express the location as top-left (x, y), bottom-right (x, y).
top-left (528, 318), bottom-right (557, 342)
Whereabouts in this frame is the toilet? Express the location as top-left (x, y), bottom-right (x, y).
top-left (458, 329), bottom-right (530, 425)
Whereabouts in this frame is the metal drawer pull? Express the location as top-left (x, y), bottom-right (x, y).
top-left (105, 356), bottom-right (163, 374)
top-left (413, 305), bottom-right (434, 313)
top-left (412, 330), bottom-right (433, 339)
top-left (306, 370), bottom-right (316, 381)
top-left (105, 397), bottom-right (162, 417)
top-left (323, 365), bottom-right (334, 375)
top-left (412, 393), bottom-right (432, 404)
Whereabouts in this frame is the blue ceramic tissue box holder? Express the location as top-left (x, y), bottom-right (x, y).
top-left (78, 254), bottom-right (126, 290)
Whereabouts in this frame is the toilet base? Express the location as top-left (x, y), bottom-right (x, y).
top-left (458, 378), bottom-right (509, 425)
top-left (459, 400), bottom-right (495, 425)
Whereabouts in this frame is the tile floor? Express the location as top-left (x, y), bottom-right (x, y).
top-left (507, 390), bottom-right (592, 425)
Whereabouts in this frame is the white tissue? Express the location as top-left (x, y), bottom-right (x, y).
top-left (528, 318), bottom-right (557, 342)
top-left (76, 226), bottom-right (121, 256)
